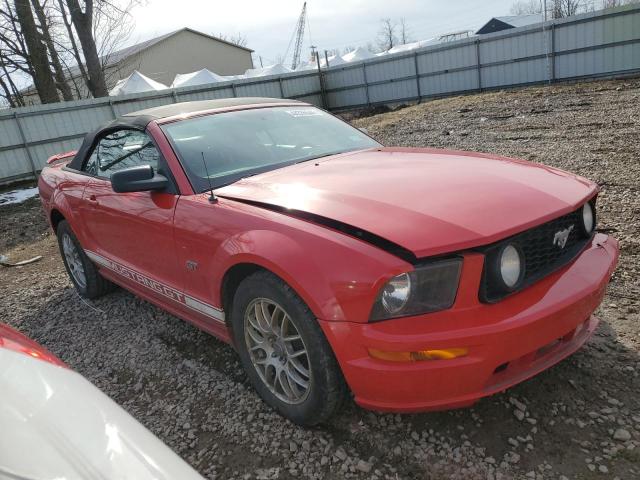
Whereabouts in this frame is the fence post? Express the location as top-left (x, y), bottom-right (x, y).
top-left (475, 38), bottom-right (482, 91)
top-left (13, 112), bottom-right (39, 178)
top-left (108, 98), bottom-right (117, 118)
top-left (315, 52), bottom-right (329, 109)
top-left (231, 82), bottom-right (237, 97)
top-left (278, 77), bottom-right (285, 98)
top-left (413, 51), bottom-right (422, 103)
top-left (550, 23), bottom-right (556, 83)
top-left (362, 62), bottom-right (371, 107)
top-left (172, 90), bottom-right (179, 103)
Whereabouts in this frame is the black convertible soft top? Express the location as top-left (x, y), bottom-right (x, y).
top-left (68, 115), bottom-right (153, 170)
top-left (67, 97), bottom-right (303, 171)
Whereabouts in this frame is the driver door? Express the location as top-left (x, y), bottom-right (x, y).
top-left (78, 128), bottom-right (183, 304)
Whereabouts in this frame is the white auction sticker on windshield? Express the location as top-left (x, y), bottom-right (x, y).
top-left (284, 109), bottom-right (324, 117)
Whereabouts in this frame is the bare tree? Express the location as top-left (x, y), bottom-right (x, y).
top-left (14, 0), bottom-right (59, 102)
top-left (398, 17), bottom-right (412, 45)
top-left (0, 0), bottom-right (32, 76)
top-left (55, 0), bottom-right (88, 88)
top-left (93, 0), bottom-right (137, 93)
top-left (65, 0), bottom-right (108, 97)
top-left (30, 0), bottom-right (73, 100)
top-left (510, 0), bottom-right (543, 14)
top-left (0, 0), bottom-right (139, 105)
top-left (0, 0), bottom-right (29, 106)
top-left (552, 0), bottom-right (583, 17)
top-left (216, 31), bottom-right (248, 48)
top-left (0, 54), bottom-right (24, 106)
top-left (376, 18), bottom-right (397, 52)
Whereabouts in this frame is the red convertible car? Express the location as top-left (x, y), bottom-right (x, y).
top-left (38, 98), bottom-right (618, 425)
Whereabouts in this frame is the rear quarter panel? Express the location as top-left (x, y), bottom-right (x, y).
top-left (38, 163), bottom-right (89, 240)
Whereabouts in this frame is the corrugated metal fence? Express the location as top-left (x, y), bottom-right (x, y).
top-left (1, 4), bottom-right (639, 184)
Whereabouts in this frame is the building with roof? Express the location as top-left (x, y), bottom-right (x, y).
top-left (22, 28), bottom-right (253, 104)
top-left (476, 14), bottom-right (544, 35)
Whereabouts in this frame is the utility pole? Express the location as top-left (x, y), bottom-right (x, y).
top-left (310, 45), bottom-right (317, 64)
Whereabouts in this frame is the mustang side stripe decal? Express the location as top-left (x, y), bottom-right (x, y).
top-left (85, 251), bottom-right (225, 323)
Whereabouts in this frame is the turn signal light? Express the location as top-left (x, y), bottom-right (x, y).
top-left (368, 347), bottom-right (468, 362)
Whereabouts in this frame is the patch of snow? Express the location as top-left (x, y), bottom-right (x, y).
top-left (0, 187), bottom-right (39, 206)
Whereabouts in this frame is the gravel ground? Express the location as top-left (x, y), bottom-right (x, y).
top-left (1, 78), bottom-right (639, 480)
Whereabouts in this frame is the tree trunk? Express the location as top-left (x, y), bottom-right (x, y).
top-left (14, 0), bottom-right (59, 103)
top-left (65, 0), bottom-right (108, 97)
top-left (57, 0), bottom-right (89, 91)
top-left (30, 0), bottom-right (73, 100)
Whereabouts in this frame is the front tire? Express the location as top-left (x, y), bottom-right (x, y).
top-left (56, 220), bottom-right (115, 299)
top-left (231, 271), bottom-right (347, 425)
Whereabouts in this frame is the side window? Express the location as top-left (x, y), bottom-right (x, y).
top-left (83, 130), bottom-right (160, 179)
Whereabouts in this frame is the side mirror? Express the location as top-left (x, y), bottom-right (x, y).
top-left (111, 165), bottom-right (168, 193)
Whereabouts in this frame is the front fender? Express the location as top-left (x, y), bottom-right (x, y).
top-left (211, 230), bottom-right (346, 321)
top-left (174, 196), bottom-right (410, 323)
top-left (208, 221), bottom-right (410, 323)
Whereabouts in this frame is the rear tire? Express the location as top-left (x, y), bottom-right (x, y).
top-left (56, 220), bottom-right (115, 299)
top-left (231, 271), bottom-right (347, 426)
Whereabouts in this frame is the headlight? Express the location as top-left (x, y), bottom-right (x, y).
top-left (499, 244), bottom-right (523, 289)
top-left (581, 202), bottom-right (595, 235)
top-left (370, 258), bottom-right (462, 321)
top-left (380, 273), bottom-right (411, 314)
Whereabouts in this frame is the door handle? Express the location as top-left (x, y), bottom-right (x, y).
top-left (88, 194), bottom-right (99, 205)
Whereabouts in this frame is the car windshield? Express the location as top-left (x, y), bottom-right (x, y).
top-left (161, 106), bottom-right (380, 192)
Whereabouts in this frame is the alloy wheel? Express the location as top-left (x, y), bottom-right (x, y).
top-left (244, 298), bottom-right (311, 404)
top-left (62, 233), bottom-right (87, 289)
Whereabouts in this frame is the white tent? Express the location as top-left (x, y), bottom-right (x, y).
top-left (295, 61), bottom-right (317, 71)
top-left (387, 38), bottom-right (439, 55)
top-left (220, 74), bottom-right (245, 81)
top-left (320, 55), bottom-right (346, 69)
top-left (244, 64), bottom-right (292, 78)
top-left (342, 47), bottom-right (375, 63)
top-left (109, 71), bottom-right (168, 96)
top-left (171, 68), bottom-right (225, 88)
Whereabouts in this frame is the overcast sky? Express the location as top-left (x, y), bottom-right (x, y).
top-left (130, 0), bottom-right (517, 65)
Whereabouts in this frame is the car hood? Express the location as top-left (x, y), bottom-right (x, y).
top-left (216, 147), bottom-right (596, 259)
top-left (0, 348), bottom-right (204, 480)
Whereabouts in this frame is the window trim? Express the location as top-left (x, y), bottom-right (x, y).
top-left (72, 127), bottom-right (178, 195)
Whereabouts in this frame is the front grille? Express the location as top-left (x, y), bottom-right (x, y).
top-left (479, 201), bottom-right (595, 303)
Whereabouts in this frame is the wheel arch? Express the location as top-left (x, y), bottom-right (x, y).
top-left (50, 208), bottom-right (66, 232)
top-left (215, 244), bottom-right (342, 327)
top-left (220, 262), bottom-right (267, 325)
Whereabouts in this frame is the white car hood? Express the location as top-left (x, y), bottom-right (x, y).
top-left (0, 349), bottom-right (203, 480)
